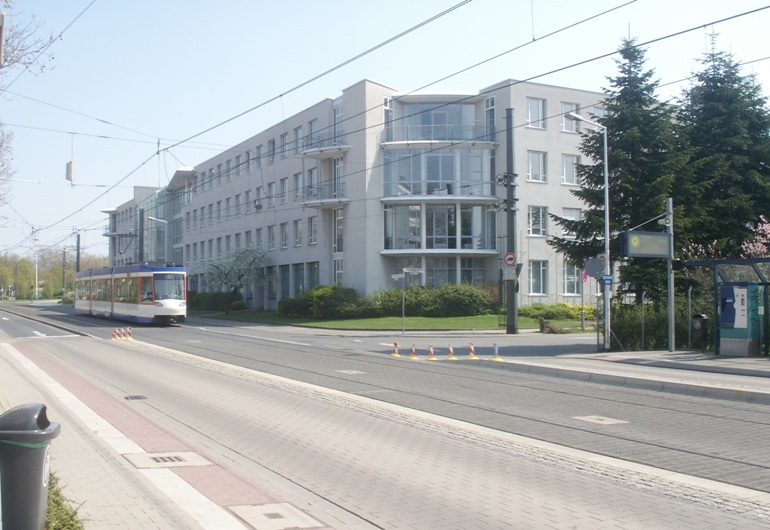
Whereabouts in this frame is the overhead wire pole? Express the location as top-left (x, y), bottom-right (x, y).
top-left (505, 108), bottom-right (518, 335)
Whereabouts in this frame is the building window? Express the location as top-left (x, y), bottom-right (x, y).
top-left (280, 264), bottom-right (290, 299)
top-left (294, 172), bottom-right (303, 200)
top-left (267, 225), bottom-right (275, 250)
top-left (216, 201), bottom-right (222, 222)
top-left (245, 150), bottom-right (251, 173)
top-left (307, 167), bottom-right (318, 198)
top-left (461, 257), bottom-right (486, 284)
top-left (529, 261), bottom-right (548, 295)
top-left (268, 139), bottom-right (275, 164)
top-left (255, 186), bottom-right (263, 208)
top-left (245, 190), bottom-right (252, 213)
top-left (308, 261), bottom-right (320, 289)
top-left (280, 133), bottom-right (289, 159)
top-left (527, 97), bottom-right (546, 128)
top-left (561, 207), bottom-right (581, 238)
top-left (293, 263), bottom-right (304, 295)
top-left (333, 258), bottom-right (343, 285)
top-left (216, 237), bottom-right (222, 257)
top-left (267, 266), bottom-right (276, 300)
top-left (192, 242), bottom-right (198, 261)
top-left (562, 154), bottom-right (580, 185)
top-left (308, 216), bottom-right (318, 244)
top-left (485, 96), bottom-right (495, 141)
top-left (225, 159), bottom-right (232, 181)
top-left (255, 228), bottom-right (262, 250)
top-left (216, 164), bottom-right (222, 186)
top-left (425, 257), bottom-right (456, 287)
top-left (208, 204), bottom-right (214, 225)
top-left (294, 126), bottom-right (303, 154)
top-left (225, 197), bottom-right (231, 219)
top-left (235, 193), bottom-right (243, 216)
top-left (235, 155), bottom-right (241, 177)
top-left (561, 102), bottom-right (579, 132)
top-left (256, 144), bottom-right (263, 168)
top-left (267, 182), bottom-right (275, 207)
top-left (333, 208), bottom-right (343, 253)
top-left (294, 219), bottom-right (302, 246)
top-left (528, 206), bottom-right (548, 236)
top-left (185, 211), bottom-right (190, 231)
top-left (527, 151), bottom-right (547, 182)
top-left (564, 261), bottom-right (580, 295)
top-left (245, 230), bottom-right (253, 249)
top-left (280, 222), bottom-right (288, 248)
top-left (225, 235), bottom-right (231, 253)
top-left (208, 169), bottom-right (214, 190)
top-left (280, 177), bottom-right (288, 204)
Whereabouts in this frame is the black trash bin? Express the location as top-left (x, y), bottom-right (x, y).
top-left (0, 403), bottom-right (61, 530)
top-left (691, 314), bottom-right (709, 350)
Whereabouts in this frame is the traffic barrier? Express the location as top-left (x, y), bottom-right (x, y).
top-left (409, 344), bottom-right (418, 360)
top-left (427, 345), bottom-right (437, 361)
top-left (120, 328), bottom-right (127, 340)
top-left (446, 345), bottom-right (457, 360)
top-left (111, 329), bottom-right (118, 340)
top-left (391, 342), bottom-right (400, 357)
top-left (468, 342), bottom-right (479, 360)
top-left (126, 327), bottom-right (133, 340)
top-left (490, 342), bottom-right (503, 361)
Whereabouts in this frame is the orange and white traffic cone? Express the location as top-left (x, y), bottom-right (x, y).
top-left (111, 329), bottom-right (117, 340)
top-left (126, 327), bottom-right (133, 340)
top-left (468, 342), bottom-right (479, 360)
top-left (391, 342), bottom-right (401, 357)
top-left (409, 344), bottom-right (418, 360)
top-left (427, 345), bottom-right (437, 361)
top-left (120, 328), bottom-right (127, 340)
top-left (447, 345), bottom-right (457, 360)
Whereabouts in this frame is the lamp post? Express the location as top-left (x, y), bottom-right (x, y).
top-left (569, 112), bottom-right (611, 351)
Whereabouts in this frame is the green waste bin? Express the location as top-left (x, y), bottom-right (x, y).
top-left (0, 403), bottom-right (61, 530)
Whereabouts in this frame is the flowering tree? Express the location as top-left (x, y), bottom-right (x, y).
top-left (742, 216), bottom-right (770, 258)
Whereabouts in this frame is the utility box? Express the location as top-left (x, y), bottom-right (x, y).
top-left (719, 283), bottom-right (763, 356)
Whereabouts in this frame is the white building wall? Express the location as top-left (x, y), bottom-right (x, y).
top-left (155, 78), bottom-right (606, 310)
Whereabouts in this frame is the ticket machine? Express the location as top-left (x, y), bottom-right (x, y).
top-left (719, 283), bottom-right (763, 356)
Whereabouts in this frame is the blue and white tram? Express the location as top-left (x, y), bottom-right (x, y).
top-left (74, 264), bottom-right (186, 326)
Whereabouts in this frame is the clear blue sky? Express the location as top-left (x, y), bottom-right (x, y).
top-left (2, 0), bottom-right (769, 258)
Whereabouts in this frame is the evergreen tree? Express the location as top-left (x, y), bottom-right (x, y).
top-left (675, 46), bottom-right (770, 256)
top-left (550, 39), bottom-right (686, 303)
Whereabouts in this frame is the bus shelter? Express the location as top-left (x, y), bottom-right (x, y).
top-left (684, 258), bottom-right (770, 356)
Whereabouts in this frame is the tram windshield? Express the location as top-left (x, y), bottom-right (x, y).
top-left (153, 273), bottom-right (185, 301)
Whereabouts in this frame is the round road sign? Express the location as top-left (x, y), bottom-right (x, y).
top-left (503, 252), bottom-right (516, 266)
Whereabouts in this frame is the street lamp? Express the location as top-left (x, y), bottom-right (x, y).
top-left (569, 112), bottom-right (611, 351)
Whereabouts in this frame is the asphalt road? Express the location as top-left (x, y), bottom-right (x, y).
top-left (4, 303), bottom-right (770, 528)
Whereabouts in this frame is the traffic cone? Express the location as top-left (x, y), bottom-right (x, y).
top-left (391, 342), bottom-right (401, 357)
top-left (409, 344), bottom-right (418, 360)
top-left (111, 329), bottom-right (117, 340)
top-left (446, 345), bottom-right (457, 360)
top-left (120, 328), bottom-right (127, 340)
top-left (490, 342), bottom-right (503, 361)
top-left (427, 345), bottom-right (437, 361)
top-left (126, 327), bottom-right (133, 340)
top-left (468, 342), bottom-right (479, 360)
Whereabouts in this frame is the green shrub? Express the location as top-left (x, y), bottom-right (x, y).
top-left (434, 283), bottom-right (496, 316)
top-left (308, 285), bottom-right (362, 319)
top-left (47, 473), bottom-right (84, 529)
top-left (188, 291), bottom-right (242, 312)
top-left (229, 299), bottom-right (246, 311)
top-left (277, 291), bottom-right (312, 318)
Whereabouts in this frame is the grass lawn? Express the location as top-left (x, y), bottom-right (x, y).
top-left (193, 310), bottom-right (593, 332)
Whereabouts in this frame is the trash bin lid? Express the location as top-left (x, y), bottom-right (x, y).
top-left (0, 404), bottom-right (61, 445)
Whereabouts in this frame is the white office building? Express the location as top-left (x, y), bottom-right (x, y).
top-left (105, 78), bottom-right (606, 310)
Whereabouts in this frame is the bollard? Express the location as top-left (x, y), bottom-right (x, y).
top-left (446, 345), bottom-right (457, 360)
top-left (490, 342), bottom-right (503, 361)
top-left (391, 342), bottom-right (400, 357)
top-left (409, 344), bottom-right (418, 360)
top-left (427, 345), bottom-right (437, 361)
top-left (126, 327), bottom-right (134, 340)
top-left (468, 342), bottom-right (479, 360)
top-left (0, 403), bottom-right (61, 529)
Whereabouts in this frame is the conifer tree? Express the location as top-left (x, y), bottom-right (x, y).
top-left (675, 46), bottom-right (770, 256)
top-left (550, 39), bottom-right (686, 303)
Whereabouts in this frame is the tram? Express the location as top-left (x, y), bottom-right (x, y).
top-left (74, 264), bottom-right (186, 326)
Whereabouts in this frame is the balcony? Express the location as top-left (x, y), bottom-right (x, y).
top-left (381, 125), bottom-right (496, 146)
top-left (297, 132), bottom-right (350, 160)
top-left (381, 235), bottom-right (498, 258)
top-left (301, 181), bottom-right (350, 209)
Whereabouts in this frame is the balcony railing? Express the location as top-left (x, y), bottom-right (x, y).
top-left (302, 181), bottom-right (347, 202)
top-left (384, 235), bottom-right (496, 251)
top-left (299, 132), bottom-right (347, 153)
top-left (382, 125), bottom-right (494, 143)
top-left (384, 179), bottom-right (495, 197)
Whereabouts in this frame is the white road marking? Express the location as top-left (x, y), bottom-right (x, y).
top-left (573, 415), bottom-right (630, 425)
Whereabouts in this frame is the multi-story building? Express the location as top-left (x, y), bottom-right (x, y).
top-left (105, 78), bottom-right (606, 310)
